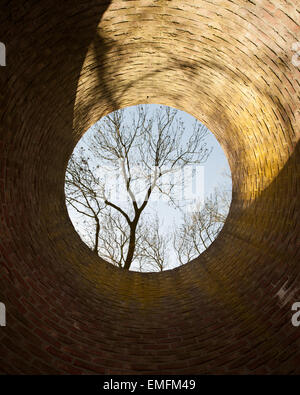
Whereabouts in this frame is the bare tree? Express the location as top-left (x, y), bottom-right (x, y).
top-left (65, 104), bottom-right (211, 271)
top-left (174, 186), bottom-right (231, 265)
top-left (136, 215), bottom-right (171, 272)
top-left (65, 153), bottom-right (105, 253)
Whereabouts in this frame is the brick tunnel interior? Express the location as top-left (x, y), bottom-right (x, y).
top-left (0, 0), bottom-right (299, 374)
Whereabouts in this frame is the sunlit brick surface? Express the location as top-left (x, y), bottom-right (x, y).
top-left (0, 0), bottom-right (299, 374)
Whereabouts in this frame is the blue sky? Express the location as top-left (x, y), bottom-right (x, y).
top-left (174, 107), bottom-right (232, 199)
top-left (67, 104), bottom-right (232, 270)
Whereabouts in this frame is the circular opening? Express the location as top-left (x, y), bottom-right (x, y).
top-left (65, 104), bottom-right (232, 272)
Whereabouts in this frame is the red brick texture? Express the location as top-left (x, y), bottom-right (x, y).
top-left (0, 0), bottom-right (299, 374)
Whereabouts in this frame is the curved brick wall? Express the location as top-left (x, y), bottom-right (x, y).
top-left (0, 0), bottom-right (299, 374)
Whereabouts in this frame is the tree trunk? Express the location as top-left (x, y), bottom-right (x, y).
top-left (123, 222), bottom-right (137, 270)
top-left (93, 217), bottom-right (100, 253)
